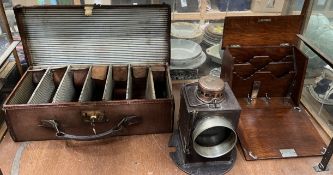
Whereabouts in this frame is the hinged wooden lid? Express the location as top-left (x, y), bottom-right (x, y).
top-left (222, 15), bottom-right (304, 48)
top-left (14, 5), bottom-right (171, 66)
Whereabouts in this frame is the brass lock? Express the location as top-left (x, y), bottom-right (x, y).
top-left (81, 111), bottom-right (109, 123)
top-left (82, 111), bottom-right (109, 135)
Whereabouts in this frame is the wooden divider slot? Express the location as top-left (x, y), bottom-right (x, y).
top-left (152, 65), bottom-right (170, 99)
top-left (112, 65), bottom-right (128, 100)
top-left (79, 65), bottom-right (109, 102)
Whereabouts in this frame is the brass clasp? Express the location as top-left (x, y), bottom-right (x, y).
top-left (81, 111), bottom-right (108, 123)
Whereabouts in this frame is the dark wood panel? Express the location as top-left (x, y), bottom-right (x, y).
top-left (222, 15), bottom-right (303, 48)
top-left (227, 47), bottom-right (293, 64)
top-left (233, 62), bottom-right (294, 78)
top-left (291, 47), bottom-right (309, 106)
top-left (232, 71), bottom-right (295, 97)
top-left (237, 102), bottom-right (326, 160)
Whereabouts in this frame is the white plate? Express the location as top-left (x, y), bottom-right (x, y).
top-left (171, 39), bottom-right (202, 62)
top-left (171, 51), bottom-right (207, 70)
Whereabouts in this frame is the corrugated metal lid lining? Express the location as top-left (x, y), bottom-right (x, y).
top-left (17, 5), bottom-right (170, 66)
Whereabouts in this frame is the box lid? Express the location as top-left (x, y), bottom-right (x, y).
top-left (14, 5), bottom-right (170, 66)
top-left (222, 15), bottom-right (303, 48)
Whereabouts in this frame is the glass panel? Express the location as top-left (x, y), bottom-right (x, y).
top-left (294, 0), bottom-right (305, 11)
top-left (302, 3), bottom-right (333, 62)
top-left (301, 44), bottom-right (333, 137)
top-left (313, 0), bottom-right (328, 10)
top-left (286, 0), bottom-right (305, 15)
top-left (208, 0), bottom-right (251, 12)
top-left (301, 0), bottom-right (333, 137)
top-left (173, 0), bottom-right (200, 13)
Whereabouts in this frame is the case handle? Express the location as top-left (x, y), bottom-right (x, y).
top-left (40, 116), bottom-right (142, 141)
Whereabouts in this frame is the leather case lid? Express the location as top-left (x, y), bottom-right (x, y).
top-left (222, 15), bottom-right (303, 48)
top-left (14, 5), bottom-right (171, 66)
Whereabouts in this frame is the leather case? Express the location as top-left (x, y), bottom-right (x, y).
top-left (220, 15), bottom-right (326, 160)
top-left (3, 5), bottom-right (174, 141)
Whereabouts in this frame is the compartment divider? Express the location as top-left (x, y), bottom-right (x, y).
top-left (126, 64), bottom-right (132, 100)
top-left (146, 67), bottom-right (156, 99)
top-left (52, 66), bottom-right (75, 103)
top-left (102, 65), bottom-right (113, 101)
top-left (27, 67), bottom-right (67, 104)
top-left (28, 68), bottom-right (52, 104)
top-left (78, 66), bottom-right (93, 102)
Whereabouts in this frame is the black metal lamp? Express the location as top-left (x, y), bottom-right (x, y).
top-left (169, 75), bottom-right (241, 175)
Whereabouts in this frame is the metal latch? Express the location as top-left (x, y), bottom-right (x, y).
top-left (247, 81), bottom-right (261, 104)
top-left (84, 5), bottom-right (94, 16)
top-left (82, 111), bottom-right (108, 135)
top-left (81, 111), bottom-right (108, 123)
top-left (251, 81), bottom-right (261, 99)
top-left (280, 43), bottom-right (290, 47)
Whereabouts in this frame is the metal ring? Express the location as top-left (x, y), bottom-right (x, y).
top-left (192, 116), bottom-right (237, 158)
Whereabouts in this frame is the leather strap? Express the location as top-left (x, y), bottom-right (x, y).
top-left (40, 116), bottom-right (142, 141)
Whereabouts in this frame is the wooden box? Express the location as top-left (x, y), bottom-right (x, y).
top-left (221, 15), bottom-right (326, 160)
top-left (3, 5), bottom-right (174, 142)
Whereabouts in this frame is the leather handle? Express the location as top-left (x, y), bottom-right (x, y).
top-left (40, 116), bottom-right (142, 141)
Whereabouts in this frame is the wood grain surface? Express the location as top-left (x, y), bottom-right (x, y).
top-left (238, 98), bottom-right (326, 160)
top-left (222, 15), bottom-right (303, 48)
top-left (0, 131), bottom-right (332, 175)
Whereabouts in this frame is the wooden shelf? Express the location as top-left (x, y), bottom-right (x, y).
top-left (172, 10), bottom-right (282, 21)
top-left (204, 10), bottom-right (282, 20)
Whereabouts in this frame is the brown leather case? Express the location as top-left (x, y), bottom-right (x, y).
top-left (3, 5), bottom-right (174, 142)
top-left (221, 15), bottom-right (326, 160)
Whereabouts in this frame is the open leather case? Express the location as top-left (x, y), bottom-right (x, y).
top-left (221, 15), bottom-right (326, 160)
top-left (3, 5), bottom-right (174, 141)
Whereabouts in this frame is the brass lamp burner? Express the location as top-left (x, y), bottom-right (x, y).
top-left (197, 75), bottom-right (225, 103)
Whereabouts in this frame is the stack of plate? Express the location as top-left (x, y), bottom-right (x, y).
top-left (171, 22), bottom-right (203, 44)
top-left (171, 39), bottom-right (206, 69)
top-left (202, 23), bottom-right (224, 48)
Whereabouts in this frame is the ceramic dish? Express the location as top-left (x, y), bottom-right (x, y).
top-left (171, 51), bottom-right (206, 70)
top-left (202, 23), bottom-right (224, 48)
top-left (207, 23), bottom-right (224, 36)
top-left (171, 39), bottom-right (202, 66)
top-left (171, 22), bottom-right (203, 43)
